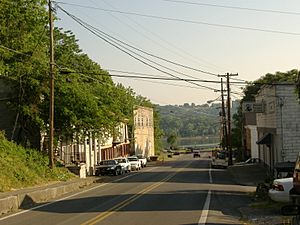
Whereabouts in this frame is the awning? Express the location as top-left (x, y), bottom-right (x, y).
top-left (256, 133), bottom-right (272, 145)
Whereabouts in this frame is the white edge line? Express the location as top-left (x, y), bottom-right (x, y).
top-left (197, 166), bottom-right (213, 225)
top-left (209, 167), bottom-right (213, 184)
top-left (198, 190), bottom-right (211, 225)
top-left (0, 167), bottom-right (157, 221)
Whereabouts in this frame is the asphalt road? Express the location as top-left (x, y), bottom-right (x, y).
top-left (0, 154), bottom-right (254, 225)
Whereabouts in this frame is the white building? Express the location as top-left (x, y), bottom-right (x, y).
top-left (133, 106), bottom-right (155, 157)
top-left (255, 84), bottom-right (300, 169)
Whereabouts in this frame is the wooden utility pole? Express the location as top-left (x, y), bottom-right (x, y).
top-left (220, 78), bottom-right (228, 152)
top-left (48, 0), bottom-right (55, 168)
top-left (219, 73), bottom-right (238, 165)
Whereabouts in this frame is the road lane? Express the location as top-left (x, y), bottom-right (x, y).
top-left (0, 155), bottom-right (254, 225)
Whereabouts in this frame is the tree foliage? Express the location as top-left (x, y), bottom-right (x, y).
top-left (158, 104), bottom-right (220, 137)
top-left (0, 0), bottom-right (162, 152)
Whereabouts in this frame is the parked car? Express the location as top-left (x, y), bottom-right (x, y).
top-left (211, 151), bottom-right (228, 168)
top-left (292, 152), bottom-right (300, 195)
top-left (234, 158), bottom-right (264, 166)
top-left (95, 160), bottom-right (123, 176)
top-left (193, 151), bottom-right (201, 158)
top-left (269, 177), bottom-right (293, 202)
top-left (127, 156), bottom-right (141, 171)
top-left (137, 154), bottom-right (147, 167)
top-left (114, 157), bottom-right (131, 173)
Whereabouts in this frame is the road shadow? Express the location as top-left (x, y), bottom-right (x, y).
top-left (24, 189), bottom-right (250, 216)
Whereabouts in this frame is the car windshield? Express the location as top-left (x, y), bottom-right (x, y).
top-left (100, 160), bottom-right (116, 165)
top-left (137, 155), bottom-right (144, 159)
top-left (128, 157), bottom-right (138, 161)
top-left (217, 153), bottom-right (226, 159)
top-left (115, 158), bottom-right (126, 163)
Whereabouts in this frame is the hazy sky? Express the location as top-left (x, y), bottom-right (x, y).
top-left (55, 0), bottom-right (300, 105)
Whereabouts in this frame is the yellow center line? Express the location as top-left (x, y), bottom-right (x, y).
top-left (81, 162), bottom-right (192, 225)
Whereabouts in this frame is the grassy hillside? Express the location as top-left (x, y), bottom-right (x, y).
top-left (0, 132), bottom-right (75, 192)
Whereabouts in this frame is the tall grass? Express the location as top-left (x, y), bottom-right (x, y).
top-left (0, 131), bottom-right (75, 192)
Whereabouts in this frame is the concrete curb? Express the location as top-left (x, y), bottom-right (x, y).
top-left (0, 177), bottom-right (99, 216)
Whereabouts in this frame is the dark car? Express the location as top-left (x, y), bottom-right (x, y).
top-left (95, 160), bottom-right (123, 176)
top-left (193, 151), bottom-right (201, 158)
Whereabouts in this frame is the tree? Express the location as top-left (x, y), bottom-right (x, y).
top-left (167, 134), bottom-right (177, 149)
top-left (0, 1), bottom-right (163, 157)
top-left (0, 0), bottom-right (49, 147)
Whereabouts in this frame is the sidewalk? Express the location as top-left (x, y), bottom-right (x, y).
top-left (228, 164), bottom-right (287, 225)
top-left (228, 163), bottom-right (270, 186)
top-left (0, 176), bottom-right (102, 216)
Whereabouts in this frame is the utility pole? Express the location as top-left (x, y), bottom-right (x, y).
top-left (220, 78), bottom-right (228, 153)
top-left (219, 73), bottom-right (238, 165)
top-left (48, 0), bottom-right (55, 168)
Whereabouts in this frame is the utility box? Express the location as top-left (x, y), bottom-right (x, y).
top-left (79, 163), bottom-right (86, 179)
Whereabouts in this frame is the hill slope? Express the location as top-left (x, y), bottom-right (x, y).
top-left (0, 132), bottom-right (75, 192)
top-left (157, 103), bottom-right (221, 137)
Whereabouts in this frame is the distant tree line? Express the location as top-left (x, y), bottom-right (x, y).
top-left (156, 103), bottom-right (221, 137)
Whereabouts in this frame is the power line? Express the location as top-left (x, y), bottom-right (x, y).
top-left (61, 70), bottom-right (232, 83)
top-left (56, 5), bottom-right (218, 91)
top-left (105, 69), bottom-right (171, 78)
top-left (56, 2), bottom-right (300, 36)
top-left (90, 0), bottom-right (230, 73)
top-left (161, 0), bottom-right (300, 16)
top-left (0, 45), bottom-right (32, 57)
top-left (57, 3), bottom-right (219, 77)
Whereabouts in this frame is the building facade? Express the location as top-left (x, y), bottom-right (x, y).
top-left (133, 106), bottom-right (155, 157)
top-left (255, 84), bottom-right (300, 169)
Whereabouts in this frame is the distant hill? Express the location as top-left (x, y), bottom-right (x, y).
top-left (156, 103), bottom-right (221, 137)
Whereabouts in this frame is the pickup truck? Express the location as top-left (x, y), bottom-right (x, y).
top-left (137, 154), bottom-right (147, 168)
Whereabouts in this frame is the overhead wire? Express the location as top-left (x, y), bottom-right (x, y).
top-left (55, 2), bottom-right (300, 36)
top-left (58, 3), bottom-right (219, 77)
top-left (56, 5), bottom-right (219, 91)
top-left (161, 0), bottom-right (300, 16)
top-left (61, 70), bottom-right (248, 84)
top-left (0, 45), bottom-right (32, 57)
top-left (90, 0), bottom-right (231, 73)
top-left (56, 2), bottom-right (249, 83)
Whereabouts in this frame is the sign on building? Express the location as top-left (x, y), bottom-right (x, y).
top-left (242, 102), bottom-right (264, 113)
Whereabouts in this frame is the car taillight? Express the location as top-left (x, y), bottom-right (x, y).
top-left (273, 184), bottom-right (284, 191)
